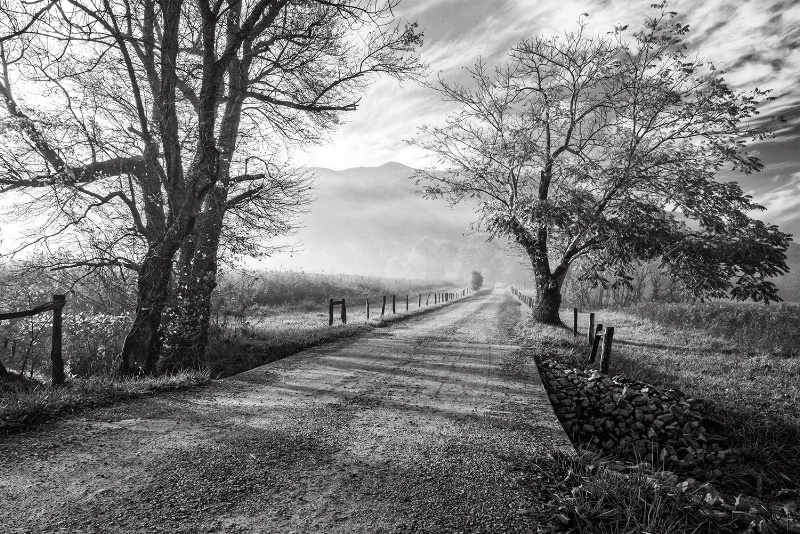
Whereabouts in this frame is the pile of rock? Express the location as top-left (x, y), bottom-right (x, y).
top-left (539, 359), bottom-right (729, 472)
top-left (539, 359), bottom-right (800, 533)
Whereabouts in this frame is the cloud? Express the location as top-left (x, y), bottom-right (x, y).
top-left (304, 0), bottom-right (800, 231)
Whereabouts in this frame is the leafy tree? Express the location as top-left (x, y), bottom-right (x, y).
top-left (411, 4), bottom-right (790, 324)
top-left (470, 270), bottom-right (483, 291)
top-left (0, 0), bottom-right (424, 372)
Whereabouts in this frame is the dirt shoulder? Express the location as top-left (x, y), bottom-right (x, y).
top-left (0, 290), bottom-right (572, 534)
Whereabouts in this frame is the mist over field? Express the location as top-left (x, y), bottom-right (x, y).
top-left (254, 162), bottom-right (531, 285)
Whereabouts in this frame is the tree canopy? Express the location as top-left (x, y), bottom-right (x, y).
top-left (0, 0), bottom-right (424, 371)
top-left (411, 4), bottom-right (790, 323)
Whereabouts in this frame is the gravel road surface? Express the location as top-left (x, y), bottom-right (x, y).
top-left (0, 289), bottom-right (572, 533)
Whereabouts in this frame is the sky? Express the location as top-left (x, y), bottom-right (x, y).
top-left (303, 0), bottom-right (800, 237)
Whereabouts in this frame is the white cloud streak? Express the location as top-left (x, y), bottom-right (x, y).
top-left (304, 0), bottom-right (800, 234)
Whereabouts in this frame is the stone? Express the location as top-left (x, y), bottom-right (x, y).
top-left (704, 489), bottom-right (725, 507)
top-left (735, 495), bottom-right (764, 513)
top-left (757, 519), bottom-right (777, 534)
top-left (731, 511), bottom-right (759, 528)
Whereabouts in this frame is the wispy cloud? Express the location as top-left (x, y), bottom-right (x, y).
top-left (305, 0), bottom-right (800, 234)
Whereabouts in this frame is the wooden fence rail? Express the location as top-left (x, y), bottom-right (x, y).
top-left (328, 298), bottom-right (346, 325)
top-left (509, 287), bottom-right (617, 373)
top-left (328, 287), bottom-right (473, 326)
top-left (0, 294), bottom-right (66, 386)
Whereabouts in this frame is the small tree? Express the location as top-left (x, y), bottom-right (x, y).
top-left (470, 270), bottom-right (483, 291)
top-left (412, 4), bottom-right (789, 324)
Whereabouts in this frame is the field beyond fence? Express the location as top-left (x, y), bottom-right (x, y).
top-left (628, 301), bottom-right (800, 358)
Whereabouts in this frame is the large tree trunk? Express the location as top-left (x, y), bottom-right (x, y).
top-left (531, 267), bottom-right (565, 325)
top-left (509, 217), bottom-right (565, 325)
top-left (161, 189), bottom-right (226, 372)
top-left (118, 209), bottom-right (199, 375)
top-left (161, 31), bottom-right (247, 371)
top-left (118, 249), bottom-right (174, 375)
top-left (533, 277), bottom-right (562, 324)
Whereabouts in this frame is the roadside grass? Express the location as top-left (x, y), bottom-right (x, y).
top-left (0, 370), bottom-right (210, 436)
top-left (205, 291), bottom-right (476, 377)
top-left (523, 448), bottom-right (715, 534)
top-left (550, 450), bottom-right (715, 534)
top-left (629, 301), bottom-right (800, 358)
top-left (519, 308), bottom-right (800, 499)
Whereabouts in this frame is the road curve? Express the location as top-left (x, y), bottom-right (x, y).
top-left (0, 289), bottom-right (572, 533)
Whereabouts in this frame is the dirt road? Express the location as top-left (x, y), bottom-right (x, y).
top-left (0, 290), bottom-right (572, 533)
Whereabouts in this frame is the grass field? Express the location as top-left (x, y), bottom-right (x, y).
top-left (205, 287), bottom-right (468, 377)
top-left (520, 305), bottom-right (800, 499)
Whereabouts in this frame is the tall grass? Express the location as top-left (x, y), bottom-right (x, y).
top-left (629, 301), bottom-right (800, 357)
top-left (0, 370), bottom-right (210, 436)
top-left (215, 270), bottom-right (455, 311)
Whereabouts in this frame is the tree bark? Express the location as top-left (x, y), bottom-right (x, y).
top-left (161, 188), bottom-right (225, 371)
top-left (118, 209), bottom-right (198, 375)
top-left (118, 246), bottom-right (175, 375)
top-left (508, 217), bottom-right (564, 325)
top-left (532, 270), bottom-right (564, 324)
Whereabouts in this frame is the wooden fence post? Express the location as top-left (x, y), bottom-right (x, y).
top-left (366, 300), bottom-right (370, 320)
top-left (406, 295), bottom-right (409, 311)
top-left (381, 296), bottom-right (387, 316)
top-left (588, 313), bottom-right (595, 346)
top-left (51, 294), bottom-right (65, 386)
top-left (573, 308), bottom-right (578, 337)
top-left (434, 293), bottom-right (437, 304)
top-left (341, 299), bottom-right (347, 324)
top-left (590, 324), bottom-right (603, 363)
top-left (329, 298), bottom-right (334, 326)
top-left (426, 293), bottom-right (430, 306)
top-left (600, 327), bottom-right (615, 374)
top-left (392, 295), bottom-right (396, 314)
top-left (419, 294), bottom-right (422, 307)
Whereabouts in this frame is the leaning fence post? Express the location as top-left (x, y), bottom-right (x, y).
top-left (589, 324), bottom-right (603, 363)
top-left (366, 299), bottom-right (370, 320)
top-left (341, 299), bottom-right (347, 324)
top-left (573, 308), bottom-right (578, 337)
top-left (588, 313), bottom-right (595, 346)
top-left (600, 327), bottom-right (615, 374)
top-left (51, 294), bottom-right (65, 386)
top-left (381, 296), bottom-right (387, 316)
top-left (329, 298), bottom-right (334, 326)
top-left (426, 293), bottom-right (430, 306)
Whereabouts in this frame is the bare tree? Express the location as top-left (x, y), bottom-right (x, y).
top-left (0, 0), bottom-right (423, 373)
top-left (412, 5), bottom-right (789, 324)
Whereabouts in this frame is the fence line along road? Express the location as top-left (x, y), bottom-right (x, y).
top-left (0, 294), bottom-right (67, 385)
top-left (327, 287), bottom-right (473, 326)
